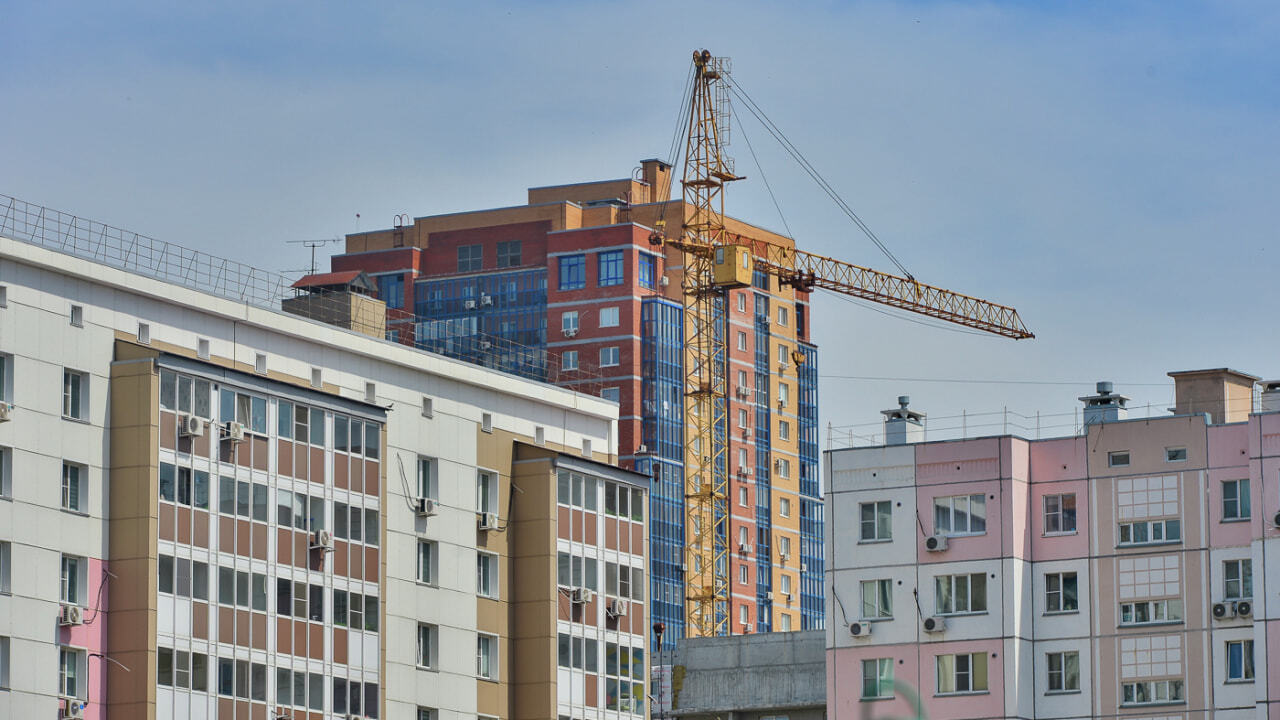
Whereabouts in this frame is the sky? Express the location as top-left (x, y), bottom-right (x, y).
top-left (4, 1), bottom-right (1278, 446)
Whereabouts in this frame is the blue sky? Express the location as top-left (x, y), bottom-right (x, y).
top-left (4, 1), bottom-right (1278, 443)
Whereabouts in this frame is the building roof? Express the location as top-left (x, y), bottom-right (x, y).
top-left (291, 270), bottom-right (375, 293)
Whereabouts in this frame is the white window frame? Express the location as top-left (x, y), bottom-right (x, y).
top-left (1165, 446), bottom-right (1187, 463)
top-left (1108, 451), bottom-right (1130, 467)
top-left (1226, 639), bottom-right (1254, 682)
top-left (61, 554), bottom-right (84, 605)
top-left (60, 646), bottom-right (86, 698)
top-left (934, 494), bottom-right (987, 536)
top-left (477, 552), bottom-right (498, 599)
top-left (416, 623), bottom-right (437, 669)
top-left (476, 469), bottom-right (498, 514)
top-left (860, 501), bottom-right (892, 542)
top-left (1044, 571), bottom-right (1078, 613)
top-left (1224, 558), bottom-right (1252, 600)
top-left (779, 613), bottom-right (792, 631)
top-left (62, 369), bottom-right (88, 421)
top-left (417, 456), bottom-right (438, 500)
top-left (861, 579), bottom-right (893, 619)
top-left (599, 306), bottom-right (620, 328)
top-left (737, 294), bottom-right (746, 312)
top-left (936, 652), bottom-right (988, 695)
top-left (1046, 651), bottom-right (1080, 693)
top-left (1119, 598), bottom-right (1182, 626)
top-left (777, 306), bottom-right (789, 327)
top-left (0, 636), bottom-right (9, 689)
top-left (62, 461), bottom-right (86, 513)
top-left (599, 346), bottom-right (620, 367)
top-left (561, 312), bottom-right (579, 333)
top-left (1121, 679), bottom-right (1184, 706)
top-left (1222, 478), bottom-right (1250, 521)
top-left (739, 564), bottom-right (749, 585)
top-left (0, 542), bottom-right (9, 594)
top-left (562, 350), bottom-right (578, 371)
top-left (738, 486), bottom-right (749, 507)
top-left (779, 497), bottom-right (791, 518)
top-left (778, 420), bottom-right (791, 441)
top-left (1043, 493), bottom-right (1076, 535)
top-left (736, 331), bottom-right (747, 351)
top-left (0, 446), bottom-right (9, 498)
top-left (776, 458), bottom-right (790, 478)
top-left (935, 573), bottom-right (987, 615)
top-left (1117, 518), bottom-right (1180, 546)
top-left (416, 541), bottom-right (435, 585)
top-left (477, 633), bottom-right (497, 680)
top-left (862, 657), bottom-right (894, 699)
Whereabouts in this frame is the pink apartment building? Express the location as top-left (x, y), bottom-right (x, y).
top-left (825, 369), bottom-right (1280, 719)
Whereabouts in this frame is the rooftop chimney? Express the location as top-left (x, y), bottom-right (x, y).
top-left (1167, 368), bottom-right (1259, 424)
top-left (1079, 381), bottom-right (1129, 427)
top-left (1258, 380), bottom-right (1280, 414)
top-left (640, 159), bottom-right (672, 204)
top-left (882, 395), bottom-right (925, 446)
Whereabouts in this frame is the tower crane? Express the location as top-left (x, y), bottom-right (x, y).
top-left (650, 49), bottom-right (1033, 638)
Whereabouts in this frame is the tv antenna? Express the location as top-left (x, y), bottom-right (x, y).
top-left (286, 237), bottom-right (344, 276)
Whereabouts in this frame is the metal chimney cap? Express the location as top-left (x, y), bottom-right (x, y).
top-left (897, 395), bottom-right (911, 408)
top-left (1096, 381), bottom-right (1114, 395)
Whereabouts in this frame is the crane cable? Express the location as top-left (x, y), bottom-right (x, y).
top-left (655, 63), bottom-right (697, 233)
top-left (729, 102), bottom-right (795, 241)
top-left (723, 76), bottom-right (915, 282)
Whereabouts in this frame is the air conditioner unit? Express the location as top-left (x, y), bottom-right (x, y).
top-left (59, 604), bottom-right (84, 626)
top-left (310, 529), bottom-right (334, 551)
top-left (606, 598), bottom-right (628, 617)
top-left (801, 562), bottom-right (808, 572)
top-left (464, 299), bottom-right (477, 310)
top-left (742, 428), bottom-right (752, 441)
top-left (564, 327), bottom-right (578, 337)
top-left (776, 398), bottom-right (785, 410)
top-left (571, 587), bottom-right (595, 604)
top-left (637, 444), bottom-right (648, 455)
top-left (849, 621), bottom-right (872, 638)
top-left (480, 294), bottom-right (493, 306)
top-left (223, 421), bottom-right (246, 443)
top-left (0, 404), bottom-right (10, 422)
top-left (738, 543), bottom-right (752, 554)
top-left (778, 362), bottom-right (788, 372)
top-left (479, 340), bottom-right (492, 350)
top-left (1213, 601), bottom-right (1238, 620)
top-left (660, 276), bottom-right (670, 287)
top-left (925, 534), bottom-right (949, 552)
top-left (1234, 600), bottom-right (1253, 618)
top-left (478, 512), bottom-right (498, 531)
top-left (179, 414), bottom-right (205, 437)
top-left (742, 622), bottom-right (753, 633)
top-left (779, 552), bottom-right (790, 563)
top-left (61, 698), bottom-right (85, 719)
top-left (414, 498), bottom-right (437, 517)
top-left (923, 616), bottom-right (947, 633)
top-left (765, 591), bottom-right (776, 602)
top-left (784, 592), bottom-right (793, 604)
top-left (1273, 510), bottom-right (1280, 529)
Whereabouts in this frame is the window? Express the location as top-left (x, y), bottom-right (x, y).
top-left (738, 408), bottom-right (749, 427)
top-left (601, 387), bottom-right (620, 404)
top-left (780, 574), bottom-right (792, 595)
top-left (375, 274), bottom-right (405, 309)
top-left (62, 369), bottom-right (88, 420)
top-left (1118, 518), bottom-right (1180, 546)
top-left (934, 494), bottom-right (986, 535)
top-left (1224, 559), bottom-right (1252, 600)
top-left (778, 421), bottom-right (791, 441)
top-left (936, 652), bottom-right (988, 694)
top-left (1046, 651), bottom-right (1080, 692)
top-left (736, 332), bottom-right (747, 351)
top-left (600, 346), bottom-right (619, 367)
top-left (739, 564), bottom-right (749, 584)
top-left (737, 293), bottom-right (746, 312)
top-left (496, 240), bottom-right (521, 268)
top-left (417, 456), bottom-right (438, 500)
top-left (738, 486), bottom-right (749, 507)
top-left (562, 311), bottom-right (579, 334)
top-left (1222, 479), bottom-right (1250, 520)
top-left (477, 553), bottom-right (498, 598)
top-left (1108, 451), bottom-right (1130, 467)
top-left (417, 541), bottom-right (435, 584)
top-left (1226, 639), bottom-right (1254, 682)
top-left (333, 590), bottom-right (379, 632)
top-left (861, 579), bottom-right (892, 619)
top-left (1119, 598), bottom-right (1182, 625)
top-left (599, 306), bottom-right (620, 327)
top-left (779, 497), bottom-right (791, 518)
top-left (559, 255), bottom-right (585, 290)
top-left (638, 253), bottom-right (656, 288)
top-left (776, 458), bottom-right (790, 478)
top-left (1039, 494), bottom-right (1074, 535)
top-left (777, 383), bottom-right (789, 406)
top-left (417, 709), bottom-right (437, 720)
top-left (1045, 572), bottom-right (1078, 613)
top-left (779, 613), bottom-right (792, 631)
top-left (0, 354), bottom-right (9, 404)
top-left (777, 306), bottom-right (789, 326)
top-left (778, 535), bottom-right (792, 558)
top-left (0, 447), bottom-right (8, 498)
top-left (59, 647), bottom-right (84, 698)
top-left (860, 501), bottom-right (892, 541)
top-left (862, 658), bottom-right (894, 699)
top-left (457, 244), bottom-right (483, 272)
top-left (562, 351), bottom-right (578, 371)
top-left (605, 641), bottom-right (645, 714)
top-left (417, 624), bottom-right (437, 668)
top-left (935, 573), bottom-right (987, 614)
top-left (777, 344), bottom-right (788, 365)
top-left (477, 634), bottom-right (497, 679)
top-left (0, 541), bottom-right (8, 594)
top-left (60, 555), bottom-right (83, 604)
top-left (0, 636), bottom-right (8, 689)
top-left (158, 648), bottom-right (208, 691)
top-left (477, 470), bottom-right (497, 514)
top-left (1165, 446), bottom-right (1187, 462)
top-left (61, 462), bottom-right (86, 513)
top-left (598, 251), bottom-right (624, 287)
top-left (70, 304), bottom-right (83, 327)
top-left (1121, 679), bottom-right (1183, 705)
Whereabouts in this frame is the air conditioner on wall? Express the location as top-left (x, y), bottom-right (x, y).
top-left (61, 698), bottom-right (84, 719)
top-left (59, 604), bottom-right (84, 626)
top-left (311, 529), bottom-right (334, 551)
top-left (923, 616), bottom-right (947, 633)
top-left (478, 512), bottom-right (498, 531)
top-left (179, 414), bottom-right (205, 438)
top-left (607, 598), bottom-right (628, 617)
top-left (0, 404), bottom-right (10, 422)
top-left (571, 587), bottom-right (595, 604)
top-left (414, 498), bottom-right (437, 517)
top-left (480, 294), bottom-right (493, 306)
top-left (564, 328), bottom-right (578, 337)
top-left (464, 299), bottom-right (477, 309)
top-left (223, 421), bottom-right (246, 443)
top-left (848, 621), bottom-right (872, 638)
top-left (925, 534), bottom-right (948, 552)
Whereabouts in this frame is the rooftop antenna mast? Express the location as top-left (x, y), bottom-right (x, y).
top-left (286, 237), bottom-right (344, 276)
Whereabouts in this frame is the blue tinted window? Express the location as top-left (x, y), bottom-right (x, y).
top-left (598, 251), bottom-right (624, 287)
top-left (639, 254), bottom-right (656, 288)
top-left (559, 255), bottom-right (585, 290)
top-left (376, 274), bottom-right (405, 309)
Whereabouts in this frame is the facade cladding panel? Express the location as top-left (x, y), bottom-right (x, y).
top-left (327, 163), bottom-right (826, 645)
top-left (797, 341), bottom-right (823, 630)
top-left (825, 392), bottom-right (1280, 719)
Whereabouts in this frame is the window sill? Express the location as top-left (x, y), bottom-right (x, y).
top-left (936, 690), bottom-right (990, 697)
top-left (1045, 689), bottom-right (1082, 696)
top-left (1042, 530), bottom-right (1078, 537)
top-left (1120, 701), bottom-right (1185, 708)
top-left (941, 532), bottom-right (987, 539)
top-left (1116, 540), bottom-right (1181, 549)
top-left (859, 616), bottom-right (894, 623)
top-left (61, 508), bottom-right (90, 518)
top-left (477, 676), bottom-right (499, 683)
top-left (1220, 517), bottom-right (1250, 524)
top-left (1224, 679), bottom-right (1254, 685)
top-left (416, 665), bottom-right (438, 672)
top-left (1042, 610), bottom-right (1080, 617)
top-left (62, 416), bottom-right (91, 424)
top-left (860, 696), bottom-right (895, 702)
top-left (858, 538), bottom-right (893, 545)
top-left (1118, 620), bottom-right (1183, 629)
top-left (937, 611), bottom-right (988, 618)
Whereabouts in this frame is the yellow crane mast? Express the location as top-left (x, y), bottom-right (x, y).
top-left (652, 50), bottom-right (1033, 638)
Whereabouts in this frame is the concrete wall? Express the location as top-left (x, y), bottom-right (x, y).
top-left (666, 631), bottom-right (825, 720)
